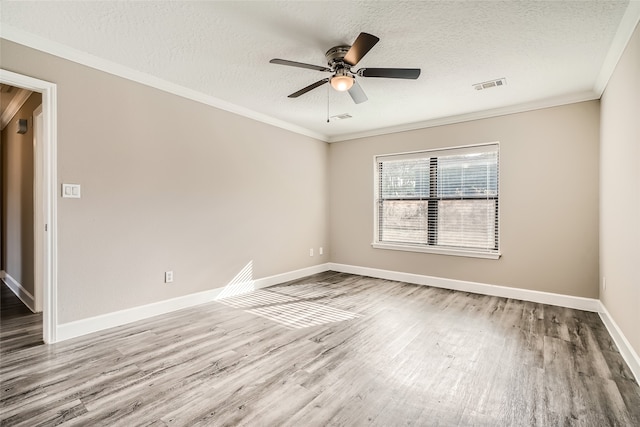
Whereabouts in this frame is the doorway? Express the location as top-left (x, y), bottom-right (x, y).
top-left (0, 69), bottom-right (57, 344)
top-left (1, 85), bottom-right (40, 318)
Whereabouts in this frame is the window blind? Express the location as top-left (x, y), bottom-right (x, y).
top-left (376, 144), bottom-right (499, 256)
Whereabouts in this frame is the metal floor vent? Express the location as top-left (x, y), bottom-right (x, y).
top-left (473, 78), bottom-right (507, 91)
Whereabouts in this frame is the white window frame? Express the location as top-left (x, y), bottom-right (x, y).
top-left (372, 142), bottom-right (501, 260)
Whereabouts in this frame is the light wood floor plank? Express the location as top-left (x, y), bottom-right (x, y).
top-left (1, 273), bottom-right (639, 426)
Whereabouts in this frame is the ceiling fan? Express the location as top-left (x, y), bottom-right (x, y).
top-left (269, 32), bottom-right (421, 104)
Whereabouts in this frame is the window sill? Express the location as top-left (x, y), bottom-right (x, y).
top-left (371, 242), bottom-right (501, 260)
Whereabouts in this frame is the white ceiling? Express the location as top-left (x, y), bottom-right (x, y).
top-left (1, 1), bottom-right (639, 142)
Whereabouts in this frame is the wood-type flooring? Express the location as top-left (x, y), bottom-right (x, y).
top-left (1, 282), bottom-right (44, 356)
top-left (1, 272), bottom-right (639, 426)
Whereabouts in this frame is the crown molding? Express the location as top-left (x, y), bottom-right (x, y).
top-left (327, 90), bottom-right (599, 143)
top-left (3, 3), bottom-right (638, 145)
top-left (0, 25), bottom-right (329, 142)
top-left (593, 1), bottom-right (640, 96)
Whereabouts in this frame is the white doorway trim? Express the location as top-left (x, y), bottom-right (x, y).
top-left (1, 69), bottom-right (58, 344)
top-left (33, 104), bottom-right (43, 313)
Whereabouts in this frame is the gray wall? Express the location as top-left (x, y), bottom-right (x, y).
top-left (1, 92), bottom-right (42, 296)
top-left (600, 22), bottom-right (640, 357)
top-left (0, 35), bottom-right (615, 331)
top-left (1, 40), bottom-right (329, 324)
top-left (329, 101), bottom-right (600, 298)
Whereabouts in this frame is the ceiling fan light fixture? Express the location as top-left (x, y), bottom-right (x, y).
top-left (330, 74), bottom-right (354, 92)
top-left (271, 32), bottom-right (420, 102)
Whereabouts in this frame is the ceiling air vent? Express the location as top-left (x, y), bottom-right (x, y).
top-left (330, 113), bottom-right (353, 121)
top-left (473, 78), bottom-right (507, 91)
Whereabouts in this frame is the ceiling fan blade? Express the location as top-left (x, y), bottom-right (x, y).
top-left (270, 58), bottom-right (331, 72)
top-left (343, 32), bottom-right (380, 66)
top-left (359, 68), bottom-right (421, 79)
top-left (288, 78), bottom-right (330, 98)
top-left (348, 80), bottom-right (368, 104)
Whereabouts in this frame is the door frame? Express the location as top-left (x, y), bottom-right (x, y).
top-left (33, 104), bottom-right (43, 313)
top-left (1, 69), bottom-right (58, 343)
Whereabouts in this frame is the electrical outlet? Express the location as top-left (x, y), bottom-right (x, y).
top-left (309, 248), bottom-right (314, 257)
top-left (165, 271), bottom-right (174, 283)
top-left (319, 247), bottom-right (323, 255)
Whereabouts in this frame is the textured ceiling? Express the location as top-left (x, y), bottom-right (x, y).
top-left (1, 1), bottom-right (638, 141)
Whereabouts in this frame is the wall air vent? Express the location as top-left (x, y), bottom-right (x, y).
top-left (473, 78), bottom-right (507, 91)
top-left (330, 113), bottom-right (353, 121)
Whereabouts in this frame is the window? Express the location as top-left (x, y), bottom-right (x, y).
top-left (373, 143), bottom-right (500, 259)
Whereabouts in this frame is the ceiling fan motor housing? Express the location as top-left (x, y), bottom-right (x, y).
top-left (325, 45), bottom-right (352, 70)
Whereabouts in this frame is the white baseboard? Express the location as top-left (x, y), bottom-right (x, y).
top-left (53, 260), bottom-right (639, 386)
top-left (598, 302), bottom-right (640, 384)
top-left (253, 263), bottom-right (330, 288)
top-left (328, 263), bottom-right (640, 382)
top-left (56, 263), bottom-right (330, 342)
top-left (328, 263), bottom-right (601, 312)
top-left (1, 270), bottom-right (37, 313)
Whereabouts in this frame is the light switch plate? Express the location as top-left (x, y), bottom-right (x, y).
top-left (62, 183), bottom-right (81, 198)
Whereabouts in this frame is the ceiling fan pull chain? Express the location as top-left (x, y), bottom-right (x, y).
top-left (326, 84), bottom-right (330, 123)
